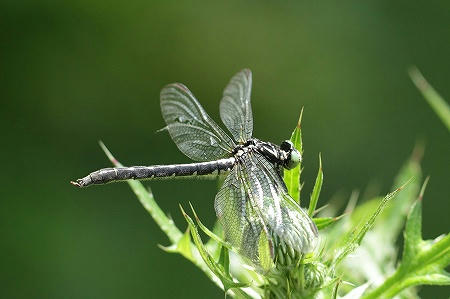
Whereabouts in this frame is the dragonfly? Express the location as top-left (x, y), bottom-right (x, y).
top-left (71, 69), bottom-right (318, 270)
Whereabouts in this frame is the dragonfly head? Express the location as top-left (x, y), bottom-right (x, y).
top-left (280, 140), bottom-right (302, 170)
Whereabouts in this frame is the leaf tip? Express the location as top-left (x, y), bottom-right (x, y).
top-left (411, 140), bottom-right (425, 163)
top-left (297, 107), bottom-right (304, 129)
top-left (188, 202), bottom-right (201, 222)
top-left (396, 177), bottom-right (414, 192)
top-left (334, 211), bottom-right (349, 221)
top-left (98, 140), bottom-right (120, 165)
top-left (179, 204), bottom-right (187, 216)
top-left (408, 66), bottom-right (431, 92)
top-left (418, 176), bottom-right (430, 201)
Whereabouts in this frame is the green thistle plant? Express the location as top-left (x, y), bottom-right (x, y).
top-left (96, 72), bottom-right (449, 298)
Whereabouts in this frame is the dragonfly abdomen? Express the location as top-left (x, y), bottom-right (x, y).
top-left (71, 157), bottom-right (236, 187)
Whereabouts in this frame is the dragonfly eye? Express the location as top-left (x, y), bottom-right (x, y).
top-left (280, 140), bottom-right (293, 151)
top-left (282, 140), bottom-right (301, 170)
top-left (285, 149), bottom-right (301, 169)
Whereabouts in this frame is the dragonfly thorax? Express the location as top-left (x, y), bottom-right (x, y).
top-left (233, 139), bottom-right (301, 170)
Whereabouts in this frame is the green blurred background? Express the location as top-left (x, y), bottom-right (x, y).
top-left (1, 0), bottom-right (449, 298)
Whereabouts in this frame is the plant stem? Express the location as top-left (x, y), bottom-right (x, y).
top-left (361, 270), bottom-right (402, 299)
top-left (414, 234), bottom-right (450, 267)
top-left (362, 234), bottom-right (450, 299)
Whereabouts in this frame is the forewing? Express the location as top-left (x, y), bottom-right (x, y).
top-left (243, 152), bottom-right (319, 255)
top-left (160, 83), bottom-right (236, 161)
top-left (214, 165), bottom-right (274, 271)
top-left (220, 69), bottom-right (253, 143)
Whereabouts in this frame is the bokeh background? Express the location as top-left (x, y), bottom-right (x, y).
top-left (1, 1), bottom-right (449, 298)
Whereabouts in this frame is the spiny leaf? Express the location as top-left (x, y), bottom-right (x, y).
top-left (348, 197), bottom-right (382, 229)
top-left (206, 221), bottom-right (224, 253)
top-left (377, 145), bottom-right (423, 242)
top-left (218, 246), bottom-right (230, 277)
top-left (176, 228), bottom-right (193, 260)
top-left (284, 108), bottom-right (304, 204)
top-left (308, 153), bottom-right (323, 216)
top-left (334, 150), bottom-right (423, 290)
top-left (159, 228), bottom-right (194, 261)
top-left (352, 181), bottom-right (409, 246)
top-left (332, 181), bottom-right (408, 267)
top-left (188, 205), bottom-right (263, 294)
top-left (361, 178), bottom-right (450, 299)
top-left (402, 197), bottom-right (424, 263)
top-left (188, 202), bottom-right (232, 250)
top-left (313, 213), bottom-right (346, 230)
top-left (180, 205), bottom-right (251, 297)
top-left (318, 192), bottom-right (359, 254)
top-left (409, 66), bottom-right (450, 130)
top-left (402, 177), bottom-right (430, 263)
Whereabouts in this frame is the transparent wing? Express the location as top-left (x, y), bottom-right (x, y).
top-left (160, 83), bottom-right (236, 161)
top-left (247, 152), bottom-right (319, 255)
top-left (220, 69), bottom-right (253, 143)
top-left (214, 165), bottom-right (274, 270)
top-left (214, 151), bottom-right (318, 270)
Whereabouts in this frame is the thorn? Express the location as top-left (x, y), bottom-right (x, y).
top-left (418, 176), bottom-right (430, 201)
top-left (396, 177), bottom-right (414, 192)
top-left (299, 181), bottom-right (305, 192)
top-left (188, 202), bottom-right (199, 221)
top-left (334, 211), bottom-right (350, 221)
top-left (297, 107), bottom-right (304, 129)
top-left (312, 204), bottom-right (329, 216)
top-left (179, 204), bottom-right (187, 216)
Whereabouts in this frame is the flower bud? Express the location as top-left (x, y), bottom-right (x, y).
top-left (304, 262), bottom-right (326, 289)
